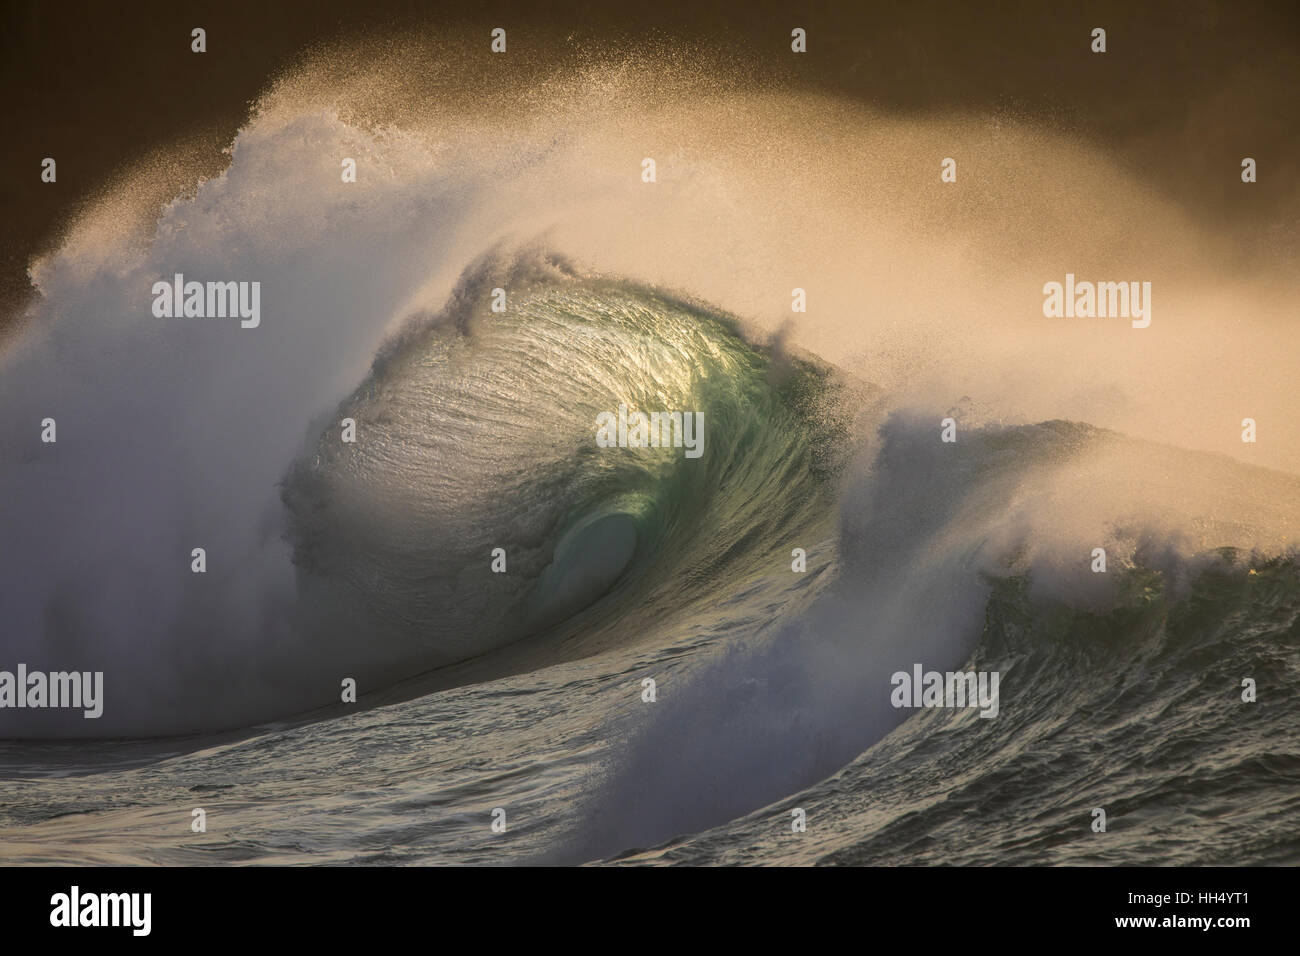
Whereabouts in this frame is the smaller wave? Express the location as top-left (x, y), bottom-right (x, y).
top-left (551, 414), bottom-right (1300, 862)
top-left (638, 554), bottom-right (1300, 866)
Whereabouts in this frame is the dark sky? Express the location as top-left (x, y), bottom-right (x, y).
top-left (2, 0), bottom-right (1297, 318)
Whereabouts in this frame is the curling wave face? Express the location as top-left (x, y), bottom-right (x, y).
top-left (283, 261), bottom-right (846, 674)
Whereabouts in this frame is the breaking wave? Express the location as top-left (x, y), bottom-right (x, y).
top-left (1, 38), bottom-right (1297, 866)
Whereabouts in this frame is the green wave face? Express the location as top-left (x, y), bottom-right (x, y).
top-left (283, 268), bottom-right (848, 668)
